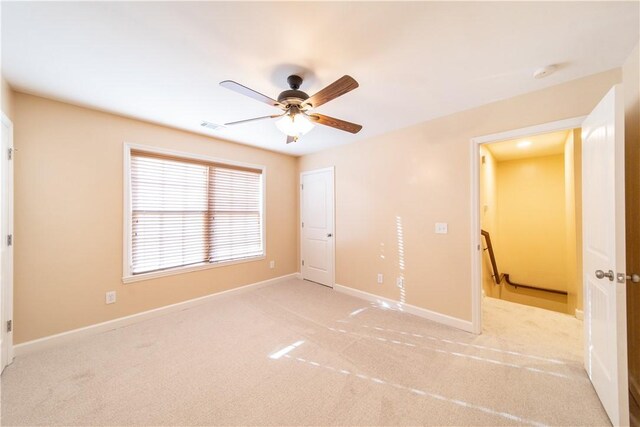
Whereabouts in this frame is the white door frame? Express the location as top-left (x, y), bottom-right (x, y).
top-left (469, 116), bottom-right (586, 334)
top-left (0, 111), bottom-right (14, 370)
top-left (300, 166), bottom-right (336, 288)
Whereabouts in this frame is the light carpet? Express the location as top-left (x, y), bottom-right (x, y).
top-left (0, 279), bottom-right (609, 426)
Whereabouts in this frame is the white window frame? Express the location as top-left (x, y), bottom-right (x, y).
top-left (122, 142), bottom-right (267, 284)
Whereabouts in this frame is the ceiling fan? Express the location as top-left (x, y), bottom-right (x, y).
top-left (220, 74), bottom-right (362, 144)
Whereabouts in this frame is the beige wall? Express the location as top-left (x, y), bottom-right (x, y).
top-left (1, 77), bottom-right (14, 120)
top-left (13, 92), bottom-right (298, 344)
top-left (479, 146), bottom-right (498, 298)
top-left (495, 154), bottom-right (568, 313)
top-left (299, 68), bottom-right (620, 323)
top-left (623, 41), bottom-right (640, 422)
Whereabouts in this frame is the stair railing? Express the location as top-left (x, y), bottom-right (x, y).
top-left (481, 229), bottom-right (568, 296)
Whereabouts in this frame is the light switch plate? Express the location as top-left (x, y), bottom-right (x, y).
top-left (435, 222), bottom-right (448, 234)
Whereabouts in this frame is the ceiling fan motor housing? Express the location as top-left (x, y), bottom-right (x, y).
top-left (277, 89), bottom-right (309, 105)
top-left (278, 75), bottom-right (310, 107)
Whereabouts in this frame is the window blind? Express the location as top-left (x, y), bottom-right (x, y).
top-left (130, 150), bottom-right (263, 275)
top-left (210, 167), bottom-right (263, 263)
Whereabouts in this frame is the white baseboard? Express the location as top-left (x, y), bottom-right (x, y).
top-left (575, 309), bottom-right (584, 320)
top-left (295, 272), bottom-right (303, 280)
top-left (333, 283), bottom-right (474, 333)
top-left (14, 273), bottom-right (298, 357)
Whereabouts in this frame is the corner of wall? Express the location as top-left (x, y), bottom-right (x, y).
top-left (1, 77), bottom-right (15, 121)
top-left (563, 129), bottom-right (580, 315)
top-left (11, 92), bottom-right (300, 344)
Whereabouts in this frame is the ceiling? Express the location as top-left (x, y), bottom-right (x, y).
top-left (486, 130), bottom-right (570, 162)
top-left (1, 2), bottom-right (638, 156)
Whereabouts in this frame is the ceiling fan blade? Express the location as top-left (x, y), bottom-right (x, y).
top-left (303, 75), bottom-right (359, 108)
top-left (286, 135), bottom-right (297, 144)
top-left (220, 80), bottom-right (282, 108)
top-left (308, 113), bottom-right (362, 134)
top-left (224, 114), bottom-right (283, 126)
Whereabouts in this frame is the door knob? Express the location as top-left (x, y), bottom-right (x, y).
top-left (327, 233), bottom-right (333, 237)
top-left (595, 269), bottom-right (614, 281)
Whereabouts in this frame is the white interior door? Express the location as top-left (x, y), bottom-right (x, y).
top-left (0, 112), bottom-right (14, 373)
top-left (300, 167), bottom-right (335, 287)
top-left (582, 85), bottom-right (628, 426)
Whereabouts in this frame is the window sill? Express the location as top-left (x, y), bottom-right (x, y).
top-left (122, 255), bottom-right (266, 284)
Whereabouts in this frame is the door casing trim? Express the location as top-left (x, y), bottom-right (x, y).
top-left (0, 110), bottom-right (14, 370)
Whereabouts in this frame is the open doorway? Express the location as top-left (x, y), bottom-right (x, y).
top-left (479, 128), bottom-right (583, 317)
top-left (471, 88), bottom-right (630, 426)
top-left (470, 116), bottom-right (587, 333)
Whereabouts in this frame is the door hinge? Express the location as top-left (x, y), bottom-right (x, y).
top-left (6, 320), bottom-right (12, 333)
top-left (302, 260), bottom-right (305, 266)
top-left (301, 222), bottom-right (304, 228)
top-left (7, 148), bottom-right (12, 160)
top-left (301, 184), bottom-right (304, 190)
top-left (7, 234), bottom-right (12, 246)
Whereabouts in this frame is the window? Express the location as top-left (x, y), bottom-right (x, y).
top-left (124, 146), bottom-right (264, 281)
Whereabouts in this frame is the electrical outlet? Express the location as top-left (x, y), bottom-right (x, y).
top-left (396, 277), bottom-right (404, 289)
top-left (105, 291), bottom-right (116, 304)
top-left (269, 260), bottom-right (275, 269)
top-left (435, 222), bottom-right (448, 234)
top-left (377, 273), bottom-right (383, 284)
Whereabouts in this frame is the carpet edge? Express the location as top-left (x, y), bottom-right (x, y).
top-left (13, 273), bottom-right (299, 357)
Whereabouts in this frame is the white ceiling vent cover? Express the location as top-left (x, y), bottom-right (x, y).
top-left (200, 121), bottom-right (224, 131)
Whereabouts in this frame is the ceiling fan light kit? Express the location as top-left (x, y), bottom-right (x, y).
top-left (220, 74), bottom-right (362, 144)
top-left (275, 110), bottom-right (315, 138)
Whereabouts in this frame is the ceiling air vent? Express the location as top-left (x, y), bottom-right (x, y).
top-left (200, 121), bottom-right (224, 131)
